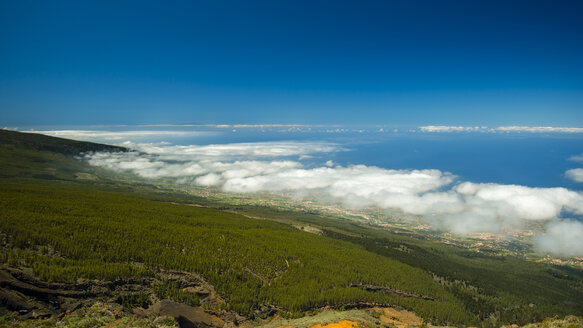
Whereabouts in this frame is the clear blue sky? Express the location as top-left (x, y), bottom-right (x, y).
top-left (1, 0), bottom-right (582, 126)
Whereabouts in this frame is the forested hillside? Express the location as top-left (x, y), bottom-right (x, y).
top-left (0, 130), bottom-right (582, 327)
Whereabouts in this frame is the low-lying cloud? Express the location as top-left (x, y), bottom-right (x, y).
top-left (420, 126), bottom-right (491, 132)
top-left (419, 125), bottom-right (583, 133)
top-left (84, 141), bottom-right (583, 257)
top-left (535, 220), bottom-right (583, 257)
top-left (569, 153), bottom-right (583, 163)
top-left (496, 126), bottom-right (583, 133)
top-left (566, 168), bottom-right (583, 183)
top-left (120, 141), bottom-right (344, 160)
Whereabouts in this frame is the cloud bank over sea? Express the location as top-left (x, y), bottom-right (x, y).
top-left (420, 125), bottom-right (583, 133)
top-left (566, 168), bottom-right (583, 183)
top-left (566, 153), bottom-right (583, 183)
top-left (82, 139), bottom-right (583, 257)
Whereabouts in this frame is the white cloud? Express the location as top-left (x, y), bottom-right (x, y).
top-left (565, 154), bottom-right (583, 183)
top-left (496, 126), bottom-right (583, 133)
top-left (195, 173), bottom-right (222, 186)
top-left (121, 141), bottom-right (344, 160)
top-left (536, 220), bottom-right (583, 257)
top-left (568, 154), bottom-right (583, 163)
top-left (222, 166), bottom-right (454, 196)
top-left (86, 151), bottom-right (302, 180)
top-left (565, 168), bottom-right (583, 183)
top-left (419, 126), bottom-right (490, 132)
top-left (424, 183), bottom-right (583, 234)
top-left (418, 125), bottom-right (583, 134)
top-left (232, 124), bottom-right (310, 128)
top-left (455, 182), bottom-right (583, 220)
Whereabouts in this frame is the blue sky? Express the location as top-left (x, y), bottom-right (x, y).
top-left (1, 0), bottom-right (582, 126)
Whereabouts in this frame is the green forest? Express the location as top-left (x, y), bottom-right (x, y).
top-left (0, 130), bottom-right (582, 327)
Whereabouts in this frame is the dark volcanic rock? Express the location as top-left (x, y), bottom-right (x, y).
top-left (147, 300), bottom-right (224, 328)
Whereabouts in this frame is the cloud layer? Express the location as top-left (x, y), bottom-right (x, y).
top-left (420, 125), bottom-right (583, 133)
top-left (535, 220), bottom-right (583, 257)
top-left (420, 126), bottom-right (491, 132)
top-left (566, 168), bottom-right (583, 183)
top-left (497, 126), bottom-right (583, 133)
top-left (566, 154), bottom-right (583, 183)
top-left (84, 141), bottom-right (583, 257)
top-left (569, 153), bottom-right (583, 163)
top-left (120, 141), bottom-right (344, 160)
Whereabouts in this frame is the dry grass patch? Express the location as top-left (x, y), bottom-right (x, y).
top-left (375, 307), bottom-right (422, 328)
top-left (309, 320), bottom-right (359, 328)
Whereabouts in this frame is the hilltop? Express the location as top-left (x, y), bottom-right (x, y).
top-left (0, 129), bottom-right (126, 155)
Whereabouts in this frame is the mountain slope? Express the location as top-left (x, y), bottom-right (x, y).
top-left (0, 129), bottom-right (126, 155)
top-left (0, 130), bottom-right (581, 327)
